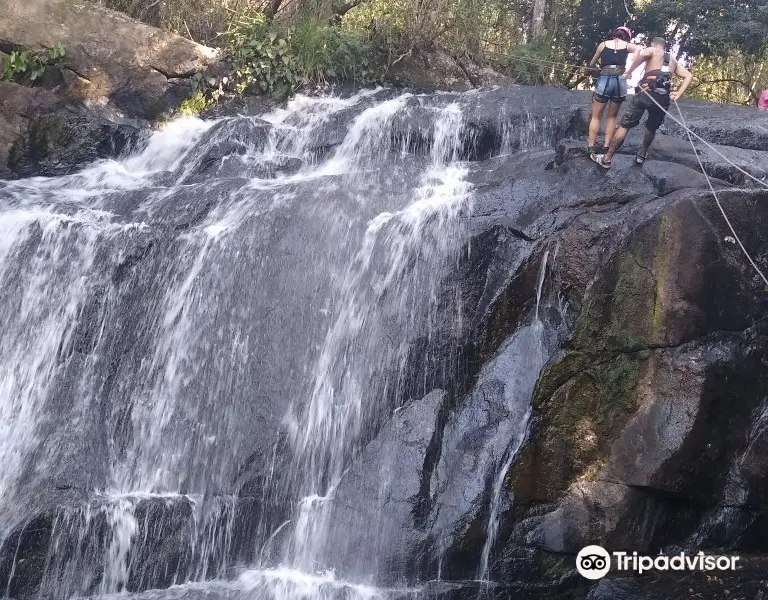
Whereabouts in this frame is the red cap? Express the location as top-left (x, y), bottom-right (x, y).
top-left (615, 26), bottom-right (632, 39)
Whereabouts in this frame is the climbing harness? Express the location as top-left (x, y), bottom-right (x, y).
top-left (638, 53), bottom-right (672, 95)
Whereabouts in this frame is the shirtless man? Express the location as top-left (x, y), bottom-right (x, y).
top-left (591, 37), bottom-right (694, 169)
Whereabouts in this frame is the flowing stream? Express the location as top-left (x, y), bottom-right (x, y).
top-left (0, 89), bottom-right (557, 600)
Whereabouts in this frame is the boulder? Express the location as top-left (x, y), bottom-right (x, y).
top-left (0, 82), bottom-right (63, 178)
top-left (0, 0), bottom-right (222, 178)
top-left (0, 0), bottom-right (220, 118)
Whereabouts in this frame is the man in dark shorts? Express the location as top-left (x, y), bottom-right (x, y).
top-left (591, 37), bottom-right (693, 169)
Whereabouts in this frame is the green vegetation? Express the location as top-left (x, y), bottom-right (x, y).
top-left (225, 15), bottom-right (300, 97)
top-left (634, 0), bottom-right (768, 104)
top-left (178, 90), bottom-right (215, 116)
top-left (1, 44), bottom-right (65, 84)
top-left (222, 15), bottom-right (373, 98)
top-left (498, 39), bottom-right (568, 86)
top-left (292, 20), bottom-right (372, 85)
top-left (95, 0), bottom-right (768, 106)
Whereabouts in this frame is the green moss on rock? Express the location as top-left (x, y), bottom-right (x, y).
top-left (512, 351), bottom-right (644, 503)
top-left (511, 216), bottom-right (684, 505)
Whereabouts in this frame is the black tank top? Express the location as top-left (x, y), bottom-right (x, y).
top-left (600, 43), bottom-right (629, 68)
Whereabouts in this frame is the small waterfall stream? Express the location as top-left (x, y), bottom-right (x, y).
top-left (0, 89), bottom-right (561, 600)
top-left (477, 249), bottom-right (551, 583)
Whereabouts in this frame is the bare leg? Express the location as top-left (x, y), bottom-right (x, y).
top-left (638, 128), bottom-right (655, 158)
top-left (588, 99), bottom-right (606, 148)
top-left (604, 101), bottom-right (621, 148)
top-left (604, 126), bottom-right (629, 162)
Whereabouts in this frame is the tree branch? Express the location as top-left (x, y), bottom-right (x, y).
top-left (264, 0), bottom-right (283, 22)
top-left (691, 77), bottom-right (752, 89)
top-left (331, 0), bottom-right (371, 17)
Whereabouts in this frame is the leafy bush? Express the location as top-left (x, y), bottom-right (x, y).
top-left (224, 15), bottom-right (374, 98)
top-left (225, 15), bottom-right (300, 98)
top-left (502, 39), bottom-right (561, 86)
top-left (292, 20), bottom-right (372, 84)
top-left (178, 90), bottom-right (215, 115)
top-left (1, 44), bottom-right (66, 84)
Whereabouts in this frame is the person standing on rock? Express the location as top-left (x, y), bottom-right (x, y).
top-left (586, 26), bottom-right (641, 156)
top-left (759, 89), bottom-right (768, 110)
top-left (592, 37), bottom-right (693, 169)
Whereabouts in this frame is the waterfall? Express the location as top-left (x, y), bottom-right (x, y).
top-left (477, 249), bottom-right (550, 582)
top-left (0, 88), bottom-right (559, 599)
top-left (273, 99), bottom-right (470, 596)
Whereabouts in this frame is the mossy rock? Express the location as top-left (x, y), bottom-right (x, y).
top-left (512, 351), bottom-right (645, 504)
top-left (510, 211), bottom-right (691, 505)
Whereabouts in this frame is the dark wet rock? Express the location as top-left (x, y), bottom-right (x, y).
top-left (473, 156), bottom-right (768, 591)
top-left (341, 122), bottom-right (768, 594)
top-left (616, 128), bottom-right (768, 186)
top-left (0, 82), bottom-right (63, 179)
top-left (0, 513), bottom-right (53, 600)
top-left (323, 390), bottom-right (446, 580)
top-left (8, 111), bottom-right (146, 178)
top-left (0, 495), bottom-right (261, 599)
top-left (177, 118), bottom-right (276, 184)
top-left (660, 99), bottom-right (768, 151)
top-left (585, 578), bottom-right (641, 600)
top-left (574, 92), bottom-right (768, 152)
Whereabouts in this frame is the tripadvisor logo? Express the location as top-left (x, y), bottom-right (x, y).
top-left (576, 545), bottom-right (740, 580)
top-left (576, 545), bottom-right (611, 580)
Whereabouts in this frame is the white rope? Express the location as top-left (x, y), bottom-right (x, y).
top-left (670, 97), bottom-right (768, 288)
top-left (636, 88), bottom-right (768, 190)
top-left (509, 50), bottom-right (768, 190)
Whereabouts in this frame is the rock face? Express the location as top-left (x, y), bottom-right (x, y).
top-left (0, 85), bottom-right (767, 600)
top-left (386, 48), bottom-right (511, 91)
top-left (0, 0), bottom-right (221, 178)
top-left (0, 0), bottom-right (219, 117)
top-left (457, 109), bottom-right (768, 598)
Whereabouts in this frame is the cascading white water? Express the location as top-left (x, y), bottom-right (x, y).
top-left (272, 100), bottom-right (471, 597)
top-left (0, 88), bottom-right (561, 600)
top-left (477, 249), bottom-right (550, 582)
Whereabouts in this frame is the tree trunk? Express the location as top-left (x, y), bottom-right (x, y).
top-left (532, 0), bottom-right (547, 38)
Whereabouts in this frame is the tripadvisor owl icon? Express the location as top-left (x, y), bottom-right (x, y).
top-left (576, 545), bottom-right (611, 579)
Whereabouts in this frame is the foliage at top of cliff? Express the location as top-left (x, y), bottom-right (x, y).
top-left (224, 14), bottom-right (373, 98)
top-left (95, 0), bottom-right (768, 105)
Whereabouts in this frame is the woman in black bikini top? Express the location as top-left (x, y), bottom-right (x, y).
top-left (586, 26), bottom-right (641, 155)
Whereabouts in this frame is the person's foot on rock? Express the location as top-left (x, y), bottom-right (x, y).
top-left (590, 153), bottom-right (612, 169)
